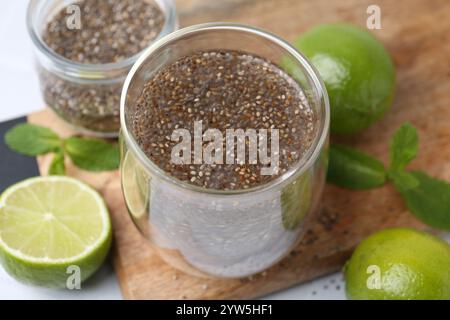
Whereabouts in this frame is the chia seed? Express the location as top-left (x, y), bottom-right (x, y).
top-left (43, 0), bottom-right (165, 64)
top-left (39, 0), bottom-right (165, 134)
top-left (131, 50), bottom-right (318, 190)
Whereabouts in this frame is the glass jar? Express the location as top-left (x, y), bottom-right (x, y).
top-left (27, 0), bottom-right (178, 137)
top-left (120, 23), bottom-right (330, 278)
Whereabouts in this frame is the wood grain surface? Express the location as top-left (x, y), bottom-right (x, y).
top-left (29, 0), bottom-right (450, 299)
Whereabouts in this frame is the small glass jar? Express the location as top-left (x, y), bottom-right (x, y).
top-left (120, 23), bottom-right (330, 278)
top-left (27, 0), bottom-right (178, 137)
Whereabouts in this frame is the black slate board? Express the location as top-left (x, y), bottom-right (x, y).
top-left (0, 117), bottom-right (40, 193)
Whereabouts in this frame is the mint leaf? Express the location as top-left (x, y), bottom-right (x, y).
top-left (4, 123), bottom-right (119, 173)
top-left (390, 123), bottom-right (418, 171)
top-left (327, 144), bottom-right (387, 189)
top-left (48, 152), bottom-right (65, 175)
top-left (64, 137), bottom-right (119, 172)
top-left (395, 171), bottom-right (450, 231)
top-left (5, 124), bottom-right (61, 156)
top-left (388, 170), bottom-right (419, 190)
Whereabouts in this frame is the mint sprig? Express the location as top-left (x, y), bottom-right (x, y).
top-left (48, 151), bottom-right (66, 176)
top-left (4, 124), bottom-right (119, 175)
top-left (388, 170), bottom-right (419, 190)
top-left (65, 137), bottom-right (120, 172)
top-left (395, 171), bottom-right (450, 230)
top-left (328, 144), bottom-right (386, 189)
top-left (389, 122), bottom-right (418, 172)
top-left (5, 124), bottom-right (62, 156)
top-left (328, 123), bottom-right (450, 231)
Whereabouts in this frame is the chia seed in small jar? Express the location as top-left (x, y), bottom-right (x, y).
top-left (34, 0), bottom-right (169, 136)
top-left (131, 50), bottom-right (318, 190)
top-left (43, 0), bottom-right (165, 64)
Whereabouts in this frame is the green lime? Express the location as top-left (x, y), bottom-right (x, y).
top-left (121, 150), bottom-right (149, 220)
top-left (295, 23), bottom-right (395, 134)
top-left (345, 228), bottom-right (450, 300)
top-left (0, 176), bottom-right (112, 288)
top-left (281, 173), bottom-right (312, 230)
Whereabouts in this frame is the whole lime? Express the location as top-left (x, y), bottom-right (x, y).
top-left (345, 228), bottom-right (450, 300)
top-left (295, 23), bottom-right (395, 134)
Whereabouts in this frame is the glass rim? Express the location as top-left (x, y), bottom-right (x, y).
top-left (120, 22), bottom-right (330, 196)
top-left (26, 0), bottom-right (178, 73)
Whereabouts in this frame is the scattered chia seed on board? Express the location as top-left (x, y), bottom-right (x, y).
top-left (39, 0), bottom-right (165, 134)
top-left (131, 50), bottom-right (318, 190)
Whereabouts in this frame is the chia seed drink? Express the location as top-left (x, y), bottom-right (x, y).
top-left (27, 0), bottom-right (178, 136)
top-left (132, 50), bottom-right (317, 190)
top-left (120, 24), bottom-right (330, 278)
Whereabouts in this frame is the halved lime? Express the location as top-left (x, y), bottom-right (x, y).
top-left (0, 176), bottom-right (112, 288)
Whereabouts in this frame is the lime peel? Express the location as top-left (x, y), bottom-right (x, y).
top-left (0, 176), bottom-right (112, 287)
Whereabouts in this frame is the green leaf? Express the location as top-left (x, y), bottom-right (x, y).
top-left (390, 123), bottom-right (418, 171)
top-left (64, 137), bottom-right (119, 172)
top-left (327, 144), bottom-right (387, 189)
top-left (388, 170), bottom-right (419, 190)
top-left (395, 171), bottom-right (450, 231)
top-left (48, 152), bottom-right (66, 175)
top-left (5, 124), bottom-right (61, 156)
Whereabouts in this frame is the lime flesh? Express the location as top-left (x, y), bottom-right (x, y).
top-left (345, 228), bottom-right (450, 300)
top-left (0, 176), bottom-right (111, 288)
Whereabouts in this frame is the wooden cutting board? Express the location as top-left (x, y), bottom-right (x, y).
top-left (28, 0), bottom-right (450, 299)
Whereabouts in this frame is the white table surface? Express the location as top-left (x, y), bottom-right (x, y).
top-left (0, 1), bottom-right (447, 301)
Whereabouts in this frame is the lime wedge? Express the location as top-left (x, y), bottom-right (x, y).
top-left (0, 176), bottom-right (112, 288)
